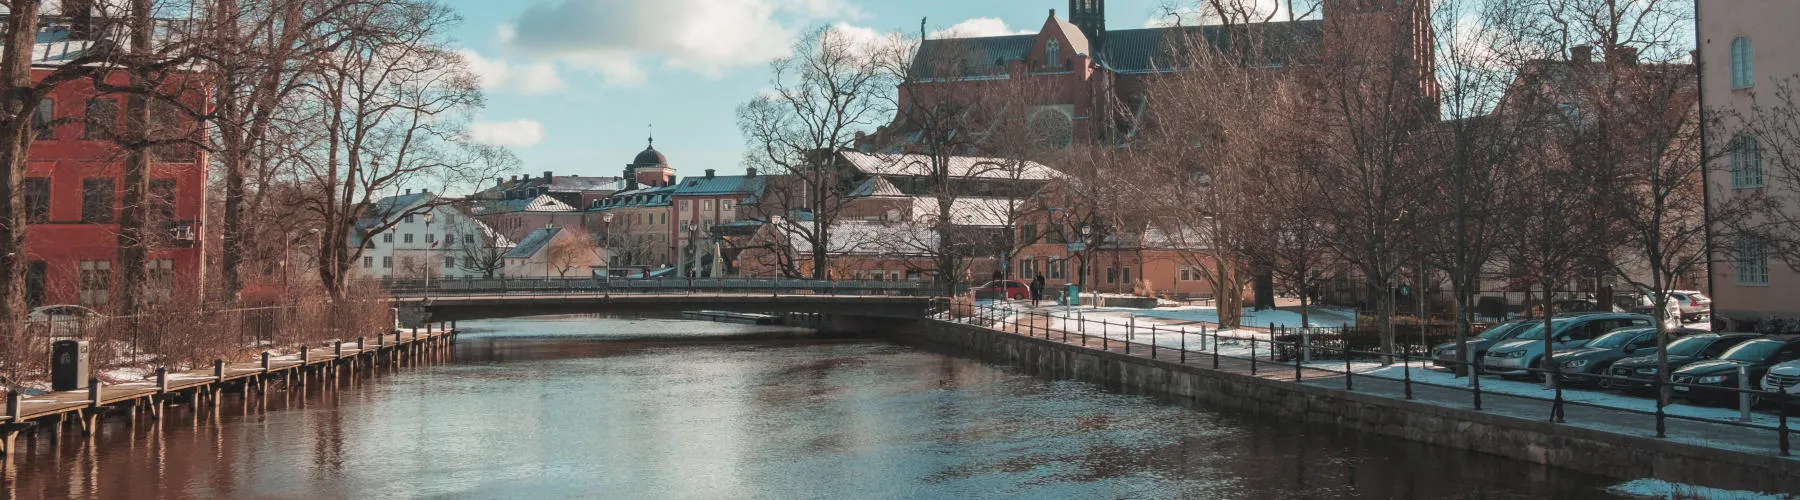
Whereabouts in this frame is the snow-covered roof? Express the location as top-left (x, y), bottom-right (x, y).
top-left (505, 227), bottom-right (563, 259)
top-left (848, 176), bottom-right (906, 198)
top-left (469, 194), bottom-right (577, 215)
top-left (837, 151), bottom-right (1062, 181)
top-left (910, 197), bottom-right (1021, 227)
top-left (775, 218), bottom-right (936, 256)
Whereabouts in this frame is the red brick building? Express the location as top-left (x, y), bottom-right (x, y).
top-left (19, 31), bottom-right (208, 309)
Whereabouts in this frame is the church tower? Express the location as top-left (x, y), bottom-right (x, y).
top-left (1069, 0), bottom-right (1105, 53)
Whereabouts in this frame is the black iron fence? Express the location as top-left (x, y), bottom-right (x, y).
top-left (383, 277), bottom-right (938, 297)
top-left (944, 302), bottom-right (1794, 457)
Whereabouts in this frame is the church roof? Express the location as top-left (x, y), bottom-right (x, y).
top-left (908, 19), bottom-right (1323, 79)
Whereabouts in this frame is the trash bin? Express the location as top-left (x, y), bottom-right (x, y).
top-left (51, 339), bottom-right (90, 391)
top-left (1065, 283), bottom-right (1081, 306)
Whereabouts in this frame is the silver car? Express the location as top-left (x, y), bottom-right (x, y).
top-left (1482, 314), bottom-right (1653, 377)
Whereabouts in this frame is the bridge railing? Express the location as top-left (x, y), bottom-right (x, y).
top-left (381, 277), bottom-right (945, 297)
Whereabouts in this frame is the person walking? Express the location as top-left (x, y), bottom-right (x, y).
top-left (1031, 274), bottom-right (1046, 307)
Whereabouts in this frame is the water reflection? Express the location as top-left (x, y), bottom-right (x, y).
top-left (1, 315), bottom-right (1623, 498)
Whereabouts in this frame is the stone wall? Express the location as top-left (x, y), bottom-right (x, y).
top-left (874, 318), bottom-right (1800, 494)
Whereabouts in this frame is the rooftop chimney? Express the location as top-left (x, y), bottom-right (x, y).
top-left (543, 171), bottom-right (553, 180)
top-left (1614, 46), bottom-right (1639, 66)
top-left (746, 167), bottom-right (758, 177)
top-left (1571, 45), bottom-right (1593, 63)
top-left (705, 169), bottom-right (716, 179)
top-left (404, 188), bottom-right (412, 195)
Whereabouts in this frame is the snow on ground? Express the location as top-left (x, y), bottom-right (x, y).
top-left (1608, 478), bottom-right (1796, 499)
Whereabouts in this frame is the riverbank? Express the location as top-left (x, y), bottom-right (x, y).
top-left (871, 316), bottom-right (1800, 494)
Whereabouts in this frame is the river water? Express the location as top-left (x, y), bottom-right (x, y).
top-left (2, 316), bottom-right (1626, 499)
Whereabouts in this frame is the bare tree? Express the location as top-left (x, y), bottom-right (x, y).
top-left (737, 25), bottom-right (891, 279)
top-left (544, 228), bottom-right (597, 279)
top-left (456, 226), bottom-right (509, 279)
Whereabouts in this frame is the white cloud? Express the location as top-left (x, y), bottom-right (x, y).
top-left (930, 18), bottom-right (1035, 39)
top-left (467, 120), bottom-right (546, 147)
top-left (503, 0), bottom-right (857, 85)
top-left (458, 49), bottom-right (567, 94)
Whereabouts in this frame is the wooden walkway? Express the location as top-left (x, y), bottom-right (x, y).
top-left (0, 324), bottom-right (459, 457)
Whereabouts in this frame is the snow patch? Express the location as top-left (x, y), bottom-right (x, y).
top-left (1608, 478), bottom-right (1796, 499)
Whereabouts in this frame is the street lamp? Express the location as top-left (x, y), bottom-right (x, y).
top-left (600, 212), bottom-right (614, 279)
top-left (282, 227), bottom-right (320, 290)
top-left (423, 212), bottom-right (435, 290)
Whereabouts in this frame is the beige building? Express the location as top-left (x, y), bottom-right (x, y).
top-left (1702, 0), bottom-right (1800, 330)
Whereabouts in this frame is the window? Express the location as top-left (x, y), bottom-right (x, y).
top-left (427, 233), bottom-right (437, 243)
top-left (1106, 266), bottom-right (1117, 284)
top-left (33, 98), bottom-right (53, 140)
top-left (406, 214), bottom-right (415, 223)
top-left (404, 233), bottom-right (415, 244)
top-left (464, 256), bottom-right (476, 268)
top-left (907, 270), bottom-right (922, 281)
top-left (1021, 224), bottom-right (1038, 244)
top-left (1730, 36), bottom-right (1754, 90)
top-left (444, 233), bottom-right (453, 246)
top-left (464, 234), bottom-right (475, 244)
top-left (1048, 258), bottom-right (1064, 279)
top-left (382, 256), bottom-right (393, 268)
top-left (364, 256), bottom-right (374, 268)
top-left (1045, 39), bottom-right (1060, 68)
top-left (680, 200), bottom-right (690, 211)
top-left (78, 260), bottom-right (111, 306)
top-left (1737, 236), bottom-right (1769, 286)
top-left (84, 97), bottom-right (116, 140)
top-left (703, 200), bottom-right (714, 211)
top-left (721, 200), bottom-right (732, 211)
top-left (445, 256), bottom-right (456, 268)
top-left (382, 233), bottom-right (394, 243)
top-left (1122, 266), bottom-right (1132, 284)
top-left (660, 213), bottom-right (666, 225)
top-left (1732, 135), bottom-right (1763, 188)
top-left (146, 259), bottom-right (173, 304)
top-left (150, 101), bottom-right (197, 161)
top-left (1180, 265), bottom-right (1200, 281)
top-left (24, 177), bottom-right (49, 224)
top-left (81, 178), bottom-right (114, 224)
top-left (871, 270), bottom-right (885, 281)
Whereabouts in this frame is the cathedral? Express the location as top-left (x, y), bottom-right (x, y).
top-left (862, 0), bottom-right (1438, 151)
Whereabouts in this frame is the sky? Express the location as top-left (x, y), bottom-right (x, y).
top-left (443, 0), bottom-right (1180, 182)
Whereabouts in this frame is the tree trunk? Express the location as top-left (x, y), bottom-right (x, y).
top-left (1251, 266), bottom-right (1274, 311)
top-left (0, 1), bottom-right (41, 371)
top-left (115, 0), bottom-right (155, 315)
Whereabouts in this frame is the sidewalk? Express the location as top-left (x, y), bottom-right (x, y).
top-left (974, 303), bottom-right (1799, 460)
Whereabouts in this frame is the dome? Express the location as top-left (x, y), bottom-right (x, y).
top-left (633, 142), bottom-right (668, 167)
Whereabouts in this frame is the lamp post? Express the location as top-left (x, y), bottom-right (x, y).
top-left (282, 227), bottom-right (320, 290)
top-left (423, 212), bottom-right (435, 290)
top-left (600, 212), bottom-right (614, 279)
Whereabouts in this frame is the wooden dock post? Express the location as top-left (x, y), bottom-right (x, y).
top-left (80, 378), bottom-right (102, 435)
top-left (150, 368), bottom-right (167, 420)
top-left (213, 359), bottom-right (225, 383)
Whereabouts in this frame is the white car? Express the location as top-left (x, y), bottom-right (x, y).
top-left (25, 305), bottom-right (105, 338)
top-left (1668, 290), bottom-right (1711, 322)
top-left (1764, 360), bottom-right (1800, 398)
top-left (1481, 314), bottom-right (1653, 377)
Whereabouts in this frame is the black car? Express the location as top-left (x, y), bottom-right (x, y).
top-left (1550, 327), bottom-right (1701, 386)
top-left (1431, 320), bottom-right (1534, 368)
top-left (1669, 335), bottom-right (1800, 406)
top-left (1608, 333), bottom-right (1759, 393)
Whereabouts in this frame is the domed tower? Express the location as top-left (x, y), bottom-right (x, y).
top-left (627, 136), bottom-right (676, 187)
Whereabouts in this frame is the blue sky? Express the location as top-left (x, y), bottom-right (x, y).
top-left (442, 0), bottom-right (1174, 182)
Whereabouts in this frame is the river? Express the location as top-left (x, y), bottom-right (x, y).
top-left (2, 316), bottom-right (1627, 499)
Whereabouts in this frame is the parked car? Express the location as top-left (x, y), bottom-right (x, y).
top-left (1431, 320), bottom-right (1534, 368)
top-left (1760, 359), bottom-right (1800, 406)
top-left (1608, 333), bottom-right (1760, 393)
top-left (24, 304), bottom-right (105, 338)
top-left (1668, 290), bottom-right (1711, 322)
top-left (1669, 335), bottom-right (1800, 406)
top-left (1481, 313), bottom-right (1653, 378)
top-left (1549, 327), bottom-right (1701, 387)
top-left (975, 280), bottom-right (1032, 301)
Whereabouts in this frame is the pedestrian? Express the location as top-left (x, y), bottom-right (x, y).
top-left (1031, 274), bottom-right (1046, 307)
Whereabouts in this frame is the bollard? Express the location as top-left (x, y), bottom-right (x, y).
top-left (1180, 327), bottom-right (1187, 363)
top-left (1150, 324), bottom-right (1157, 360)
top-left (1294, 343), bottom-right (1302, 381)
top-left (1345, 349), bottom-right (1354, 391)
top-left (1211, 326), bottom-right (1220, 369)
top-left (88, 378), bottom-right (102, 409)
top-left (1303, 327), bottom-right (1312, 363)
top-left (1739, 365), bottom-right (1753, 422)
top-left (335, 341), bottom-right (343, 358)
top-left (1553, 384), bottom-right (1566, 423)
top-left (261, 351), bottom-right (271, 372)
top-left (1124, 318), bottom-right (1132, 355)
top-left (1473, 361), bottom-right (1484, 410)
top-left (1404, 351), bottom-right (1413, 400)
top-left (214, 359), bottom-right (225, 382)
top-left (1250, 340), bottom-right (1257, 375)
top-left (1655, 377), bottom-right (1668, 438)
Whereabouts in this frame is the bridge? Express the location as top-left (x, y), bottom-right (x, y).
top-left (387, 278), bottom-right (946, 324)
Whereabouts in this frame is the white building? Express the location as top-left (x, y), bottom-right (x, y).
top-left (349, 191), bottom-right (512, 280)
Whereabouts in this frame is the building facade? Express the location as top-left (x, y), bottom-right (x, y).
top-left (19, 26), bottom-right (209, 309)
top-left (1701, 0), bottom-right (1800, 330)
top-left (349, 192), bottom-right (509, 281)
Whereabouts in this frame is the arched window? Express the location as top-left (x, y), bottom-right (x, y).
top-left (1045, 39), bottom-right (1060, 68)
top-left (1730, 36), bottom-right (1753, 89)
top-left (1732, 134), bottom-right (1763, 188)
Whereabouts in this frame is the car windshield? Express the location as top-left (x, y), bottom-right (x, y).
top-left (1478, 323), bottom-right (1524, 340)
top-left (1664, 336), bottom-right (1713, 356)
top-left (1511, 320), bottom-right (1574, 341)
top-left (1588, 330), bottom-right (1644, 349)
top-left (1722, 340), bottom-right (1783, 362)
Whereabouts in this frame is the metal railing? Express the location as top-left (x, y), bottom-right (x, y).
top-left (948, 302), bottom-right (1795, 457)
top-left (384, 277), bottom-right (939, 297)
